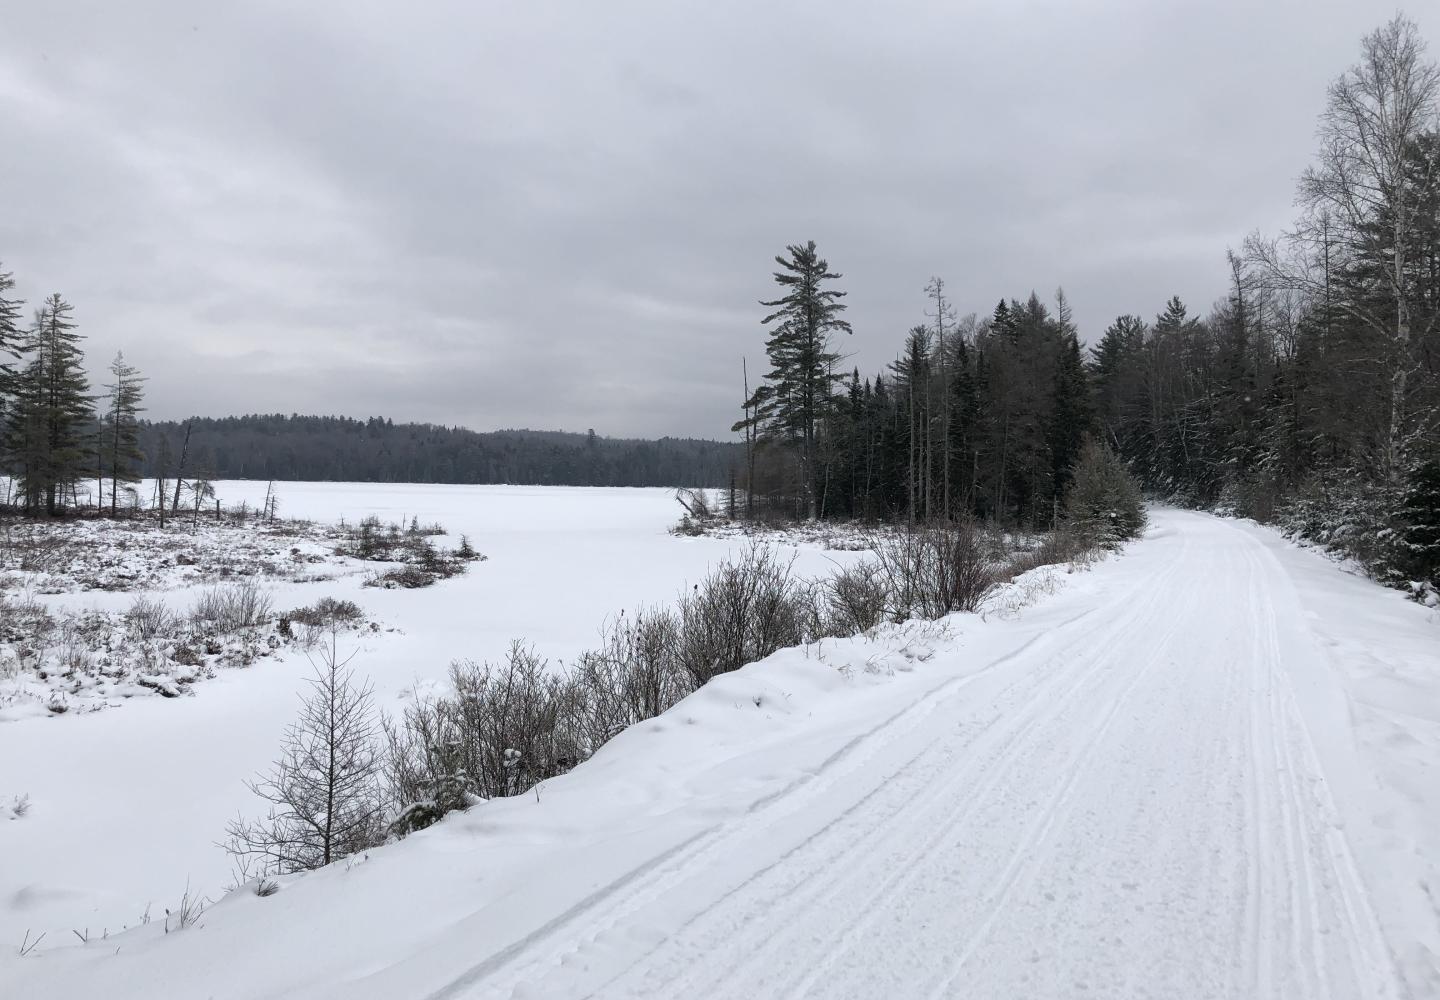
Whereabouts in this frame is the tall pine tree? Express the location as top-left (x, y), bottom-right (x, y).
top-left (744, 241), bottom-right (852, 519)
top-left (5, 294), bottom-right (94, 514)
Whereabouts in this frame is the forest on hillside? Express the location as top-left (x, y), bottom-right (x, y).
top-left (134, 416), bottom-right (741, 488)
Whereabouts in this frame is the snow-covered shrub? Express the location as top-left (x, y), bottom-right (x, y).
top-left (1006, 526), bottom-right (1093, 575)
top-left (820, 559), bottom-right (890, 634)
top-left (1397, 457), bottom-right (1440, 586)
top-left (384, 643), bottom-right (581, 821)
top-left (125, 595), bottom-right (177, 642)
top-left (871, 521), bottom-right (997, 619)
top-left (1276, 470), bottom-right (1404, 583)
top-left (282, 597), bottom-right (365, 635)
top-left (386, 772), bottom-right (478, 839)
top-left (1063, 439), bottom-right (1147, 548)
top-left (674, 545), bottom-right (809, 686)
top-left (571, 608), bottom-right (690, 748)
top-left (188, 581), bottom-right (273, 638)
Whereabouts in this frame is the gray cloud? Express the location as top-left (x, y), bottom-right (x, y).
top-left (1, 0), bottom-right (1431, 437)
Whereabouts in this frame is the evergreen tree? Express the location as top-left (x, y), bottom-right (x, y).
top-left (1065, 438), bottom-right (1147, 547)
top-left (101, 352), bottom-right (147, 516)
top-left (1399, 456), bottom-right (1440, 584)
top-left (3, 295), bottom-right (93, 514)
top-left (746, 241), bottom-right (853, 518)
top-left (0, 264), bottom-right (22, 375)
top-left (890, 325), bottom-right (932, 521)
top-left (0, 264), bottom-right (25, 493)
top-left (1049, 321), bottom-right (1091, 518)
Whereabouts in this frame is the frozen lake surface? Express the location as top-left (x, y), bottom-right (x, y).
top-left (0, 483), bottom-right (856, 948)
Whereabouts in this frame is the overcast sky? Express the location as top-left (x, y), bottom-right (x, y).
top-left (1, 1), bottom-right (1432, 438)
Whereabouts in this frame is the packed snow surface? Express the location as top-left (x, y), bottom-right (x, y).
top-left (6, 502), bottom-right (1440, 999)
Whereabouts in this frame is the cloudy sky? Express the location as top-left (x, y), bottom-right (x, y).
top-left (1, 1), bottom-right (1432, 438)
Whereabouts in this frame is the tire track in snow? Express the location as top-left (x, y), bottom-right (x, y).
top-left (1243, 537), bottom-right (1404, 1000)
top-left (437, 513), bottom-right (1410, 1000)
top-left (918, 555), bottom-right (1197, 1000)
top-left (558, 529), bottom-right (1199, 998)
top-left (422, 603), bottom-right (1109, 1000)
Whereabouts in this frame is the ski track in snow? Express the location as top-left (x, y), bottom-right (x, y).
top-left (447, 515), bottom-right (1406, 1000)
top-left (7, 505), bottom-right (1435, 1000)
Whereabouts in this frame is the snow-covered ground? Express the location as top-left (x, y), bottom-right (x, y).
top-left (5, 504), bottom-right (1438, 998)
top-left (0, 483), bottom-right (860, 957)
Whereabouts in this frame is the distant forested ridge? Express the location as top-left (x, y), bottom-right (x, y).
top-left (134, 415), bottom-right (741, 487)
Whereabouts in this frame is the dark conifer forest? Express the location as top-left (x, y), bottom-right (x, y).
top-left (732, 17), bottom-right (1440, 590)
top-left (134, 416), bottom-right (742, 488)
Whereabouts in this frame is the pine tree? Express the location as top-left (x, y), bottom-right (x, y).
top-left (101, 352), bottom-right (147, 516)
top-left (746, 241), bottom-right (853, 519)
top-left (1065, 438), bottom-right (1147, 547)
top-left (0, 264), bottom-right (22, 376)
top-left (4, 295), bottom-right (93, 514)
top-left (1399, 456), bottom-right (1440, 584)
top-left (0, 265), bottom-right (26, 495)
top-left (1049, 317), bottom-right (1091, 520)
top-left (890, 325), bottom-right (932, 522)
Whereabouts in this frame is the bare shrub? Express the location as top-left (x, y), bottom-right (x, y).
top-left (284, 597), bottom-right (364, 629)
top-left (674, 545), bottom-right (807, 686)
top-left (1, 587), bottom-right (53, 647)
top-left (872, 521), bottom-right (997, 619)
top-left (570, 609), bottom-right (689, 749)
top-left (363, 564), bottom-right (435, 589)
top-left (1007, 525), bottom-right (1092, 576)
top-left (384, 643), bottom-right (581, 832)
top-left (821, 559), bottom-right (891, 634)
top-left (125, 595), bottom-right (177, 642)
top-left (189, 581), bottom-right (273, 638)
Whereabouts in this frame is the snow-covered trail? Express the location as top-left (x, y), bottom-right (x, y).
top-left (442, 513), bottom-right (1406, 1000)
top-left (9, 508), bottom-right (1437, 1000)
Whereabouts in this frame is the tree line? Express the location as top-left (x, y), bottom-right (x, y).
top-left (134, 416), bottom-right (741, 489)
top-left (0, 275), bottom-right (147, 516)
top-left (736, 14), bottom-right (1440, 588)
top-left (0, 283), bottom-right (741, 513)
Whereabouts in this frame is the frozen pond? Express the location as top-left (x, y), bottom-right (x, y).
top-left (0, 483), bottom-right (856, 947)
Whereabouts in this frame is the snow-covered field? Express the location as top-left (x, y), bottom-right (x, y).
top-left (0, 483), bottom-right (861, 958)
top-left (5, 498), bottom-right (1440, 999)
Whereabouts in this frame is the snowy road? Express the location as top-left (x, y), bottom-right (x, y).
top-left (446, 513), bottom-right (1406, 1000)
top-left (10, 508), bottom-right (1436, 1000)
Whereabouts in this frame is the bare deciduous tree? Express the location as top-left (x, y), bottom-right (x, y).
top-left (1248, 14), bottom-right (1440, 479)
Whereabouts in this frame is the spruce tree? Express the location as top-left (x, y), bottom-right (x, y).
top-left (1399, 456), bottom-right (1440, 584)
top-left (890, 325), bottom-right (932, 522)
top-left (1049, 325), bottom-right (1091, 519)
top-left (0, 264), bottom-right (22, 374)
top-left (0, 265), bottom-right (25, 491)
top-left (101, 352), bottom-right (147, 516)
top-left (17, 295), bottom-right (94, 514)
top-left (1065, 438), bottom-right (1147, 547)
